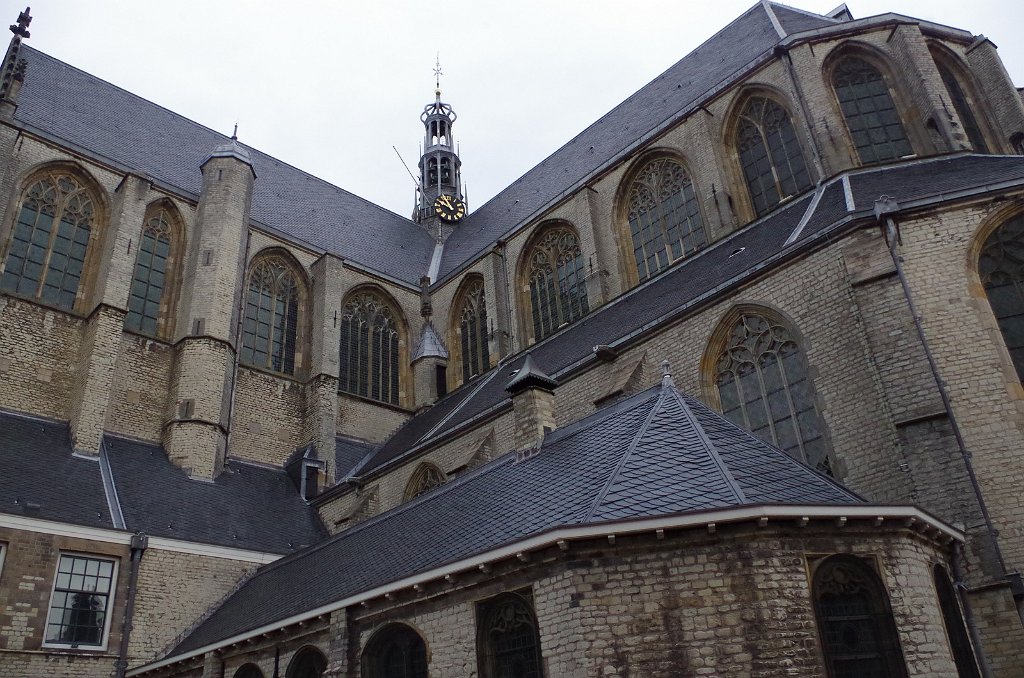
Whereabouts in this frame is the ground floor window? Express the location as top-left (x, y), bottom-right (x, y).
top-left (477, 592), bottom-right (543, 678)
top-left (44, 553), bottom-right (116, 648)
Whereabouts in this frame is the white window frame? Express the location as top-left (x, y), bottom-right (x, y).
top-left (42, 551), bottom-right (119, 651)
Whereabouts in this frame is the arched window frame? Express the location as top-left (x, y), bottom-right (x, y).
top-left (727, 90), bottom-right (814, 219)
top-left (701, 305), bottom-right (834, 475)
top-left (810, 554), bottom-right (909, 678)
top-left (125, 200), bottom-right (184, 339)
top-left (1, 164), bottom-right (108, 313)
top-left (929, 45), bottom-right (996, 154)
top-left (970, 206), bottom-right (1024, 385)
top-left (239, 249), bottom-right (309, 377)
top-left (361, 622), bottom-right (430, 678)
top-left (616, 151), bottom-right (708, 285)
top-left (403, 462), bottom-right (447, 501)
top-left (285, 646), bottom-right (327, 678)
top-left (476, 592), bottom-right (544, 678)
top-left (232, 664), bottom-right (264, 678)
top-left (449, 274), bottom-right (491, 388)
top-left (338, 286), bottom-right (408, 407)
top-left (823, 45), bottom-right (916, 166)
top-left (931, 564), bottom-right (981, 678)
top-left (517, 221), bottom-right (590, 345)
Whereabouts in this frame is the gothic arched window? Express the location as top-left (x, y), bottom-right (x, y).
top-left (625, 157), bottom-right (707, 281)
top-left (713, 311), bottom-right (832, 474)
top-left (404, 463), bottom-right (446, 501)
top-left (937, 62), bottom-right (989, 153)
top-left (240, 254), bottom-right (302, 375)
top-left (932, 565), bottom-right (981, 678)
top-left (812, 555), bottom-right (908, 678)
top-left (477, 594), bottom-right (543, 678)
top-left (126, 207), bottom-right (176, 336)
top-left (339, 289), bottom-right (402, 405)
top-left (362, 624), bottom-right (429, 678)
top-left (453, 277), bottom-right (490, 383)
top-left (735, 96), bottom-right (813, 216)
top-left (2, 171), bottom-right (97, 310)
top-left (524, 225), bottom-right (589, 342)
top-left (832, 57), bottom-right (912, 164)
top-left (233, 664), bottom-right (264, 678)
top-left (286, 646), bottom-right (327, 678)
top-left (978, 214), bottom-right (1024, 382)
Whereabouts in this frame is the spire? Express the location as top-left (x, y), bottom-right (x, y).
top-left (416, 57), bottom-right (465, 237)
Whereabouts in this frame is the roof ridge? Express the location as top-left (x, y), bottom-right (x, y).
top-left (667, 387), bottom-right (747, 504)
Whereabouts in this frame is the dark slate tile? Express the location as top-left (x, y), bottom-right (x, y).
top-left (335, 436), bottom-right (377, 479)
top-left (0, 411), bottom-right (112, 529)
top-left (104, 436), bottom-right (326, 554)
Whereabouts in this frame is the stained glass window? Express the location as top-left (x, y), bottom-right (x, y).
top-left (457, 278), bottom-right (490, 382)
top-left (404, 463), bottom-right (446, 501)
top-left (736, 96), bottom-right (812, 216)
top-left (339, 290), bottom-right (402, 405)
top-left (714, 312), bottom-right (832, 474)
top-left (286, 647), bottom-right (327, 678)
top-left (526, 226), bottom-right (589, 341)
top-left (832, 57), bottom-right (912, 164)
top-left (44, 554), bottom-right (115, 647)
top-left (937, 62), bottom-right (989, 153)
top-left (2, 173), bottom-right (95, 310)
top-left (979, 214), bottom-right (1024, 382)
top-left (362, 624), bottom-right (429, 678)
top-left (812, 555), bottom-right (909, 678)
top-left (126, 209), bottom-right (173, 335)
top-left (240, 256), bottom-right (300, 375)
top-left (625, 157), bottom-right (707, 281)
top-left (477, 594), bottom-right (543, 678)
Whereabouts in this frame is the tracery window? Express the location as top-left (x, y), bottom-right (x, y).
top-left (2, 172), bottom-right (96, 310)
top-left (525, 225), bottom-right (589, 342)
top-left (455, 277), bottom-right (490, 382)
top-left (932, 565), bottom-right (981, 678)
top-left (339, 289), bottom-right (402, 405)
top-left (404, 463), bottom-right (446, 501)
top-left (240, 255), bottom-right (301, 375)
top-left (477, 593), bottom-right (543, 678)
top-left (713, 312), bottom-right (832, 474)
top-left (625, 157), bottom-right (707, 281)
top-left (832, 57), bottom-right (912, 164)
top-left (978, 214), bottom-right (1024, 382)
top-left (126, 208), bottom-right (174, 335)
top-left (812, 555), bottom-right (908, 678)
top-left (937, 62), bottom-right (989, 153)
top-left (286, 646), bottom-right (327, 678)
top-left (362, 624), bottom-right (429, 678)
top-left (735, 96), bottom-right (813, 216)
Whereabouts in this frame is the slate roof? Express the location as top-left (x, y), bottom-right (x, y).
top-left (14, 47), bottom-right (435, 285)
top-left (335, 436), bottom-right (377, 479)
top-left (104, 436), bottom-right (326, 554)
top-left (433, 2), bottom-right (837, 282)
top-left (0, 410), bottom-right (112, 529)
top-left (355, 154), bottom-right (1024, 477)
top-left (168, 378), bottom-right (859, 657)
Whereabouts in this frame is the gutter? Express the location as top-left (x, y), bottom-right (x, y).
top-left (126, 503), bottom-right (961, 675)
top-left (114, 532), bottom-right (149, 678)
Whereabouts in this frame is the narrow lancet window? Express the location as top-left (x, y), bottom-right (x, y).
top-left (832, 57), bottom-right (912, 164)
top-left (456, 278), bottom-right (489, 382)
top-left (979, 214), bottom-right (1024, 382)
top-left (339, 290), bottom-right (402, 405)
top-left (240, 255), bottom-right (301, 375)
top-left (525, 226), bottom-right (589, 342)
top-left (126, 209), bottom-right (173, 335)
top-left (735, 96), bottom-right (812, 215)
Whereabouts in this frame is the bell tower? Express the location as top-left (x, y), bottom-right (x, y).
top-left (416, 58), bottom-right (466, 242)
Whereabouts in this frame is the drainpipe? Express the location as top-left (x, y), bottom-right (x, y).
top-left (225, 229), bottom-right (253, 459)
top-left (952, 541), bottom-right (996, 678)
top-left (114, 532), bottom-right (149, 678)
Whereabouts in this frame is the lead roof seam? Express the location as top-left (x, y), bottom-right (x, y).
top-left (785, 179), bottom-right (832, 245)
top-left (582, 390), bottom-right (666, 523)
top-left (417, 362), bottom-right (504, 444)
top-left (762, 0), bottom-right (788, 38)
top-left (667, 388), bottom-right (747, 504)
top-left (98, 438), bottom-right (127, 530)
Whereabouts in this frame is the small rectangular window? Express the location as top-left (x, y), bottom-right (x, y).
top-left (43, 553), bottom-right (118, 649)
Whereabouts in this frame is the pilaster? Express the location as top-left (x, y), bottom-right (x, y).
top-left (965, 39), bottom-right (1024, 150)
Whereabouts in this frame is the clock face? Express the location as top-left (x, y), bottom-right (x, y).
top-left (432, 194), bottom-right (466, 223)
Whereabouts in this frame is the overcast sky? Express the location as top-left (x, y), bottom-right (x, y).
top-left (5, 1), bottom-right (1021, 217)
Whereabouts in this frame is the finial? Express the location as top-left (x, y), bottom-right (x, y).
top-left (231, 123), bottom-right (238, 141)
top-left (10, 7), bottom-right (31, 39)
top-left (433, 53), bottom-right (443, 94)
top-left (660, 360), bottom-right (675, 389)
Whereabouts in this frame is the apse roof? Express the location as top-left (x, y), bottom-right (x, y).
top-left (168, 377), bottom-right (860, 656)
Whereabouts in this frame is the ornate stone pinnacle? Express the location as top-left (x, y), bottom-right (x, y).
top-left (10, 7), bottom-right (31, 39)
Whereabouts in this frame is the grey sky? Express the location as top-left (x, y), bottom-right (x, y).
top-left (5, 1), bottom-right (1021, 217)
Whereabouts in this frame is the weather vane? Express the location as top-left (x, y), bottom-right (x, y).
top-left (433, 53), bottom-right (443, 91)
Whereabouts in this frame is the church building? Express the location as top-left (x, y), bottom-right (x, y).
top-left (0, 2), bottom-right (1023, 676)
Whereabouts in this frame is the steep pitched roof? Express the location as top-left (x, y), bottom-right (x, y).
top-left (14, 47), bottom-right (435, 285)
top-left (168, 379), bottom-right (859, 656)
top-left (0, 410), bottom-right (112, 529)
top-left (104, 436), bottom-right (327, 554)
top-left (355, 154), bottom-right (1024, 477)
top-left (434, 2), bottom-right (837, 282)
